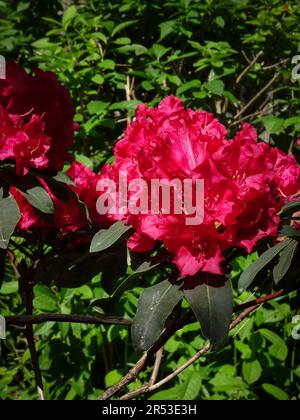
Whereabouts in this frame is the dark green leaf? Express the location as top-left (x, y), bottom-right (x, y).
top-left (273, 239), bottom-right (298, 284)
top-left (132, 280), bottom-right (183, 352)
top-left (90, 221), bottom-right (132, 253)
top-left (53, 172), bottom-right (76, 186)
top-left (279, 225), bottom-right (300, 238)
top-left (20, 186), bottom-right (54, 214)
top-left (238, 240), bottom-right (292, 291)
top-left (0, 195), bottom-right (21, 249)
top-left (280, 200), bottom-right (300, 219)
top-left (184, 277), bottom-right (233, 349)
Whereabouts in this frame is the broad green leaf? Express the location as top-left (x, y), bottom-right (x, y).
top-left (132, 280), bottom-right (183, 352)
top-left (91, 74), bottom-right (105, 85)
top-left (104, 370), bottom-right (123, 388)
top-left (158, 20), bottom-right (176, 41)
top-left (20, 186), bottom-right (54, 214)
top-left (152, 43), bottom-right (170, 60)
top-left (176, 80), bottom-right (201, 96)
top-left (111, 20), bottom-right (138, 37)
top-left (0, 195), bottom-right (21, 249)
top-left (0, 281), bottom-right (18, 295)
top-left (178, 371), bottom-right (202, 400)
top-left (273, 239), bottom-right (298, 284)
top-left (215, 16), bottom-right (225, 28)
top-left (150, 371), bottom-right (201, 400)
top-left (260, 116), bottom-right (284, 134)
top-left (90, 222), bottom-right (132, 253)
top-left (242, 360), bottom-right (262, 385)
top-left (259, 329), bottom-right (288, 361)
top-left (205, 79), bottom-right (225, 96)
top-left (87, 100), bottom-right (109, 115)
top-left (210, 374), bottom-right (248, 392)
top-left (62, 5), bottom-right (77, 29)
top-left (262, 384), bottom-right (289, 401)
top-left (238, 240), bottom-right (292, 291)
top-left (184, 277), bottom-right (233, 349)
top-left (53, 172), bottom-right (75, 186)
top-left (33, 285), bottom-right (57, 312)
top-left (32, 38), bottom-right (55, 49)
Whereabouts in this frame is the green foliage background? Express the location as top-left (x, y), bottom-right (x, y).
top-left (0, 0), bottom-right (300, 400)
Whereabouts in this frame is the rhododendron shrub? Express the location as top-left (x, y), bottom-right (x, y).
top-left (1, 62), bottom-right (300, 368)
top-left (99, 97), bottom-right (300, 279)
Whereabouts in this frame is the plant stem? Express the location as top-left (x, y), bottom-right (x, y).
top-left (24, 279), bottom-right (45, 401)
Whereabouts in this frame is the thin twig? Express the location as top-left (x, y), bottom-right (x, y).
top-left (24, 280), bottom-right (45, 401)
top-left (236, 51), bottom-right (263, 84)
top-left (263, 58), bottom-right (290, 70)
top-left (233, 290), bottom-right (283, 313)
top-left (231, 102), bottom-right (272, 126)
top-left (6, 313), bottom-right (132, 326)
top-left (234, 73), bottom-right (280, 120)
top-left (25, 324), bottom-right (45, 400)
top-left (149, 347), bottom-right (164, 386)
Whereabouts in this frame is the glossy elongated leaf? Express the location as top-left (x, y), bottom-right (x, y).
top-left (262, 384), bottom-right (289, 401)
top-left (279, 225), bottom-right (300, 238)
top-left (280, 200), bottom-right (300, 218)
top-left (132, 280), bottom-right (183, 352)
top-left (0, 195), bottom-right (21, 249)
top-left (21, 186), bottom-right (54, 214)
top-left (184, 278), bottom-right (233, 349)
top-left (53, 172), bottom-right (76, 186)
top-left (92, 253), bottom-right (168, 311)
top-left (238, 240), bottom-right (292, 292)
top-left (90, 221), bottom-right (132, 253)
top-left (273, 239), bottom-right (298, 284)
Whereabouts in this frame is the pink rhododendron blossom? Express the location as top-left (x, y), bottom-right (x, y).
top-left (0, 61), bottom-right (76, 174)
top-left (100, 96), bottom-right (300, 277)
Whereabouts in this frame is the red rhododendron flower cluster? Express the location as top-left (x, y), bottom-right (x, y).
top-left (102, 96), bottom-right (300, 277)
top-left (0, 62), bottom-right (76, 175)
